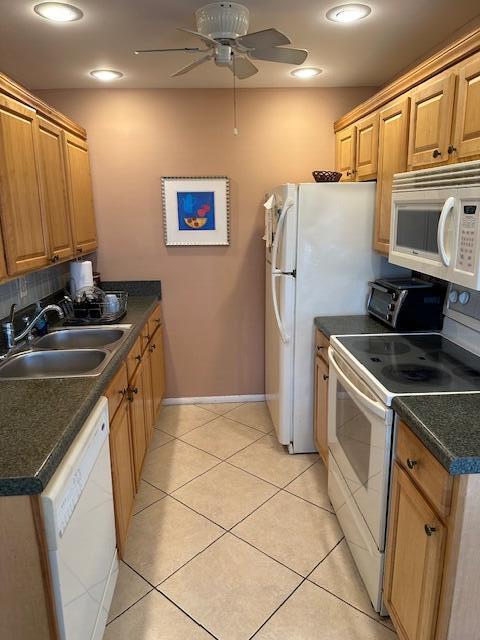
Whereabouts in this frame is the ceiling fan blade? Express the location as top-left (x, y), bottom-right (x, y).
top-left (250, 47), bottom-right (308, 65)
top-left (177, 27), bottom-right (218, 47)
top-left (134, 47), bottom-right (202, 54)
top-left (232, 56), bottom-right (258, 79)
top-left (236, 28), bottom-right (290, 50)
top-left (170, 53), bottom-right (212, 77)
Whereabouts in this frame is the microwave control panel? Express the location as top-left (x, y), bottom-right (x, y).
top-left (456, 203), bottom-right (479, 273)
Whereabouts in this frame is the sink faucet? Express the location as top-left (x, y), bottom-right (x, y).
top-left (2, 303), bottom-right (64, 350)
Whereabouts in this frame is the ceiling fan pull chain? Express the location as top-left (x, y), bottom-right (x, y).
top-left (233, 54), bottom-right (239, 136)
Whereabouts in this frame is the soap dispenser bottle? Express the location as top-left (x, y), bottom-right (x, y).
top-left (35, 301), bottom-right (48, 336)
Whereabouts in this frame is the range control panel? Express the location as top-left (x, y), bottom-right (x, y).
top-left (447, 285), bottom-right (480, 321)
top-left (457, 203), bottom-right (479, 273)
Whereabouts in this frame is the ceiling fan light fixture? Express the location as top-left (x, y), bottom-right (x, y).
top-left (90, 69), bottom-right (124, 81)
top-left (291, 67), bottom-right (323, 79)
top-left (326, 3), bottom-right (371, 23)
top-left (33, 2), bottom-right (83, 22)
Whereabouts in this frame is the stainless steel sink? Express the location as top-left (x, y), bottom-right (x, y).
top-left (34, 325), bottom-right (131, 350)
top-left (0, 349), bottom-right (111, 380)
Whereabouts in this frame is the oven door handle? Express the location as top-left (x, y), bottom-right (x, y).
top-left (329, 348), bottom-right (388, 420)
top-left (437, 196), bottom-right (455, 267)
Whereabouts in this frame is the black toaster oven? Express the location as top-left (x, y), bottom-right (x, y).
top-left (367, 277), bottom-right (446, 330)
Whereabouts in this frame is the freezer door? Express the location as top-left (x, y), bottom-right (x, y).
top-left (265, 263), bottom-right (295, 446)
top-left (265, 184), bottom-right (297, 273)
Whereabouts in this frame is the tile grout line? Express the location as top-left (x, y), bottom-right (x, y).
top-left (304, 582), bottom-right (397, 632)
top-left (105, 587), bottom-right (155, 627)
top-left (155, 530), bottom-right (230, 588)
top-left (158, 590), bottom-right (220, 639)
top-left (176, 427), bottom-right (266, 460)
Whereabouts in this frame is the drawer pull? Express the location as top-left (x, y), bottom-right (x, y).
top-left (406, 458), bottom-right (418, 469)
top-left (155, 318), bottom-right (161, 324)
top-left (150, 344), bottom-right (157, 352)
top-left (323, 374), bottom-right (329, 380)
top-left (425, 524), bottom-right (437, 536)
top-left (135, 355), bottom-right (142, 362)
top-left (119, 388), bottom-right (127, 397)
top-left (130, 387), bottom-right (138, 394)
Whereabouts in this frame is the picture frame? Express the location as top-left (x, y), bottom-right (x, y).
top-left (161, 176), bottom-right (230, 246)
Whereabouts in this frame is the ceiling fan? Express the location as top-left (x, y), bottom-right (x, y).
top-left (134, 2), bottom-right (308, 79)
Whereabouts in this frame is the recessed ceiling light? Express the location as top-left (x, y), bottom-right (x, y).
top-left (291, 67), bottom-right (323, 79)
top-left (90, 69), bottom-right (124, 82)
top-left (326, 4), bottom-right (371, 23)
top-left (33, 2), bottom-right (83, 22)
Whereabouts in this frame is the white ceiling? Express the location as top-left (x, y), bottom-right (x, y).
top-left (0, 0), bottom-right (479, 90)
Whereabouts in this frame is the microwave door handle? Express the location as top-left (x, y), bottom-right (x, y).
top-left (271, 273), bottom-right (290, 343)
top-left (271, 198), bottom-right (293, 273)
top-left (437, 196), bottom-right (455, 267)
top-left (328, 348), bottom-right (388, 420)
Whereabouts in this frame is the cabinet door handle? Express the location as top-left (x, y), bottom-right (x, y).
top-left (432, 149), bottom-right (442, 158)
top-left (323, 374), bottom-right (329, 380)
top-left (119, 388), bottom-right (127, 397)
top-left (131, 387), bottom-right (138, 394)
top-left (135, 355), bottom-right (142, 362)
top-left (76, 247), bottom-right (83, 253)
top-left (50, 255), bottom-right (59, 263)
top-left (155, 318), bottom-right (161, 324)
top-left (425, 524), bottom-right (437, 536)
top-left (447, 145), bottom-right (457, 155)
top-left (150, 344), bottom-right (157, 352)
top-left (406, 458), bottom-right (418, 469)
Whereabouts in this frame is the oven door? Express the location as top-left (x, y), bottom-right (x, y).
top-left (328, 348), bottom-right (393, 550)
top-left (390, 188), bottom-right (458, 280)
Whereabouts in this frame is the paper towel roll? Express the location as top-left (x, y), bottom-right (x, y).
top-left (70, 261), bottom-right (94, 296)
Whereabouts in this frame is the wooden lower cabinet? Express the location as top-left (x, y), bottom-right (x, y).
top-left (314, 354), bottom-right (329, 466)
top-left (105, 306), bottom-right (166, 558)
top-left (149, 325), bottom-right (166, 420)
top-left (142, 346), bottom-right (155, 444)
top-left (109, 400), bottom-right (136, 558)
top-left (384, 462), bottom-right (446, 640)
top-left (128, 363), bottom-right (148, 488)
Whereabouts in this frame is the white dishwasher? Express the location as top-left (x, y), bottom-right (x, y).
top-left (41, 396), bottom-right (118, 640)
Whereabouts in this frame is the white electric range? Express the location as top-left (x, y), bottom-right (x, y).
top-left (327, 284), bottom-right (480, 614)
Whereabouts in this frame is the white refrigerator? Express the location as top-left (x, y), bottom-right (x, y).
top-left (265, 182), bottom-right (397, 453)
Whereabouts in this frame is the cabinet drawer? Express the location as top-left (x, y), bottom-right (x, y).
top-left (315, 330), bottom-right (329, 364)
top-left (396, 420), bottom-right (452, 519)
top-left (148, 304), bottom-right (163, 337)
top-left (105, 362), bottom-right (128, 420)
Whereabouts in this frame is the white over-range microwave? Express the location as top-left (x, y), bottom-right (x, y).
top-left (389, 160), bottom-right (480, 289)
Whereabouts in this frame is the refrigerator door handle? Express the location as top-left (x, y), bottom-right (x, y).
top-left (271, 198), bottom-right (294, 273)
top-left (271, 272), bottom-right (290, 343)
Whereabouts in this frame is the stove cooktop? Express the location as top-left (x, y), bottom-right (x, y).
top-left (336, 334), bottom-right (480, 394)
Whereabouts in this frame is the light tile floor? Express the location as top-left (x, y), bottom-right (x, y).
top-left (106, 401), bottom-right (397, 640)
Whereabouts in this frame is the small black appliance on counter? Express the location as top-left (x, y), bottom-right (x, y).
top-left (367, 277), bottom-right (446, 330)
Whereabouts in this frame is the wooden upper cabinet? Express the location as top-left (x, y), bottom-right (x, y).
top-left (335, 126), bottom-right (356, 181)
top-left (453, 53), bottom-right (480, 162)
top-left (407, 73), bottom-right (456, 169)
top-left (64, 133), bottom-right (97, 255)
top-left (355, 112), bottom-right (379, 180)
top-left (0, 95), bottom-right (50, 275)
top-left (384, 463), bottom-right (446, 640)
top-left (37, 117), bottom-right (74, 262)
top-left (374, 97), bottom-right (410, 254)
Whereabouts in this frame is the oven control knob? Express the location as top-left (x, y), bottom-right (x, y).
top-left (449, 290), bottom-right (459, 304)
top-left (388, 303), bottom-right (395, 311)
top-left (459, 291), bottom-right (470, 305)
top-left (392, 292), bottom-right (399, 301)
top-left (386, 313), bottom-right (392, 321)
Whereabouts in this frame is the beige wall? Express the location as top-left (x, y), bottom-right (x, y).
top-left (39, 87), bottom-right (375, 398)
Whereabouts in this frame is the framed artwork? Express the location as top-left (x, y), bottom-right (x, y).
top-left (162, 176), bottom-right (230, 246)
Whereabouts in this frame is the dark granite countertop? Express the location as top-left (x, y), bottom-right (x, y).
top-left (393, 395), bottom-right (480, 475)
top-left (0, 284), bottom-right (161, 496)
top-left (314, 314), bottom-right (393, 338)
